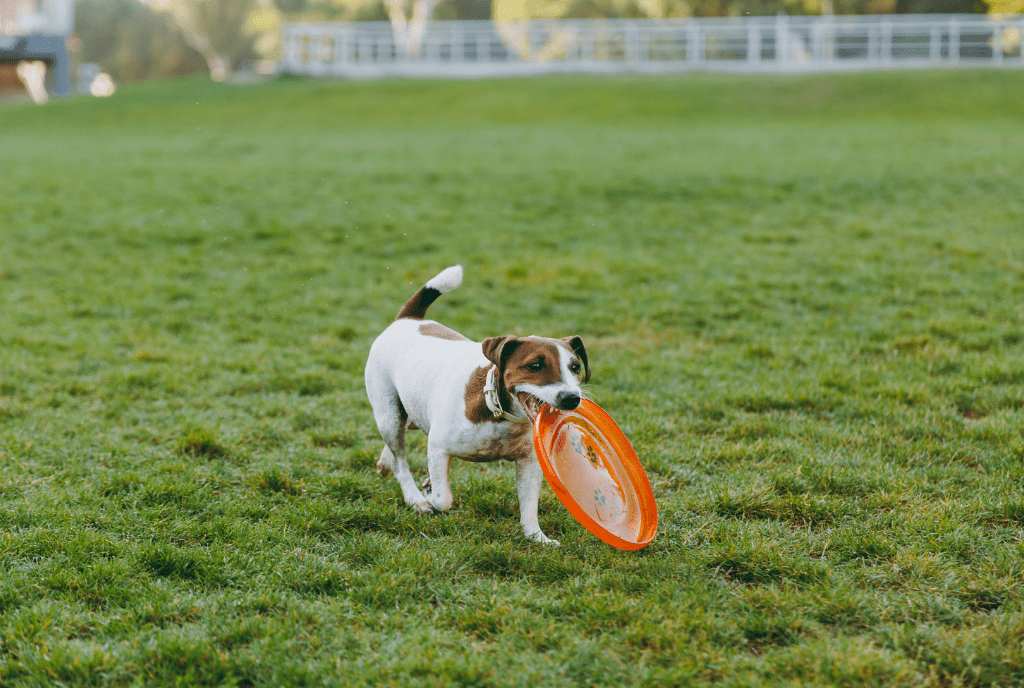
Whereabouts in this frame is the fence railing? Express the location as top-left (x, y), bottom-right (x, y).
top-left (281, 14), bottom-right (1024, 77)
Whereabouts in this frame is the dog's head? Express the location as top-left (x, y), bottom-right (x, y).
top-left (481, 335), bottom-right (590, 420)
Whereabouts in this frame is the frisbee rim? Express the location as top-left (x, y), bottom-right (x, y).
top-left (533, 399), bottom-right (657, 550)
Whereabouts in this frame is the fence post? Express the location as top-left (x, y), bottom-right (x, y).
top-left (306, 29), bottom-right (317, 74)
top-left (281, 25), bottom-right (293, 72)
top-left (316, 31), bottom-right (327, 74)
top-left (294, 26), bottom-right (306, 72)
top-left (334, 29), bottom-right (344, 74)
top-left (298, 32), bottom-right (308, 71)
top-left (949, 16), bottom-right (960, 63)
top-left (776, 13), bottom-right (788, 65)
top-left (687, 21), bottom-right (700, 65)
top-left (282, 25), bottom-right (290, 72)
top-left (881, 17), bottom-right (892, 65)
top-left (993, 21), bottom-right (1003, 66)
top-left (748, 20), bottom-right (760, 66)
top-left (823, 16), bottom-right (835, 61)
top-left (308, 29), bottom-right (318, 73)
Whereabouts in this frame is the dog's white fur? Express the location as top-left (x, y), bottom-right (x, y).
top-left (423, 264), bottom-right (463, 293)
top-left (364, 265), bottom-right (589, 544)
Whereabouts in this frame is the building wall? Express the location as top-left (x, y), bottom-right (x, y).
top-left (0, 0), bottom-right (74, 36)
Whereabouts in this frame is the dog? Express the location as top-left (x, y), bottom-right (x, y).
top-left (364, 265), bottom-right (590, 545)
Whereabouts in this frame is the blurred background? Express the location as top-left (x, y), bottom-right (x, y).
top-left (1, 0), bottom-right (1021, 102)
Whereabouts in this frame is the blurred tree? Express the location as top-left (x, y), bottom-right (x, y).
top-left (492, 0), bottom-right (572, 60)
top-left (828, 0), bottom-right (897, 12)
top-left (894, 0), bottom-right (987, 11)
top-left (381, 0), bottom-right (440, 56)
top-left (275, 0), bottom-right (990, 23)
top-left (986, 0), bottom-right (1022, 11)
top-left (492, 0), bottom-right (572, 21)
top-left (268, 0), bottom-right (992, 36)
top-left (275, 0), bottom-right (440, 55)
top-left (148, 0), bottom-right (281, 80)
top-left (75, 0), bottom-right (207, 82)
top-left (640, 0), bottom-right (897, 16)
top-left (274, 0), bottom-right (491, 20)
top-left (273, 0), bottom-right (365, 20)
top-left (433, 0), bottom-right (491, 19)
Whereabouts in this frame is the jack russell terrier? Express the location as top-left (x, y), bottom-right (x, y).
top-left (364, 265), bottom-right (590, 545)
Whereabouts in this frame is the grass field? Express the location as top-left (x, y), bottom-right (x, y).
top-left (2, 70), bottom-right (1024, 686)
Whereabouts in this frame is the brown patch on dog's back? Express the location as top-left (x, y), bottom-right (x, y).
top-left (420, 322), bottom-right (469, 341)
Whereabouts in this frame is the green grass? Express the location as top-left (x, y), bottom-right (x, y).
top-left (1, 70), bottom-right (1024, 686)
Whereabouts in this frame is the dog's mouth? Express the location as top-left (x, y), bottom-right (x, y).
top-left (517, 392), bottom-right (546, 421)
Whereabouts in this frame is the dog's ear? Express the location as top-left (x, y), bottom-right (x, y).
top-left (482, 336), bottom-right (521, 368)
top-left (561, 335), bottom-right (590, 383)
top-left (481, 336), bottom-right (521, 397)
top-left (482, 335), bottom-right (512, 367)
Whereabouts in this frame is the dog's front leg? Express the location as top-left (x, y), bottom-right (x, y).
top-left (424, 438), bottom-right (454, 513)
top-left (515, 454), bottom-right (559, 546)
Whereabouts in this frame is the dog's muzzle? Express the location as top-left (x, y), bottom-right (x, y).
top-left (556, 391), bottom-right (581, 411)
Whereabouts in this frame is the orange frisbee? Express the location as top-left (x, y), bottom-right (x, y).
top-left (533, 399), bottom-right (657, 550)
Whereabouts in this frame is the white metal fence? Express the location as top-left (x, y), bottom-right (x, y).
top-left (281, 14), bottom-right (1024, 78)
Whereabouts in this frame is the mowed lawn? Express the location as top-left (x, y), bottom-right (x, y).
top-left (2, 70), bottom-right (1024, 686)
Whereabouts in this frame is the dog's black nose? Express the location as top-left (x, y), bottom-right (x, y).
top-left (556, 392), bottom-right (581, 411)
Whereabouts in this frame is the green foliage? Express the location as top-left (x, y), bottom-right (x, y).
top-left (75, 0), bottom-right (271, 82)
top-left (1, 71), bottom-right (1024, 685)
top-left (74, 0), bottom-right (207, 82)
top-left (895, 0), bottom-right (988, 12)
top-left (275, 0), bottom-right (892, 22)
top-left (174, 0), bottom-right (268, 75)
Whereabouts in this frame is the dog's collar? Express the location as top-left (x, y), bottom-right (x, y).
top-left (483, 366), bottom-right (531, 424)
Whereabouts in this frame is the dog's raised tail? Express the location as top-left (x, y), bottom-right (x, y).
top-left (396, 265), bottom-right (463, 320)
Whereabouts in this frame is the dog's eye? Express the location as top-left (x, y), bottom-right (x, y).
top-left (569, 361), bottom-right (581, 374)
top-left (527, 361), bottom-right (544, 372)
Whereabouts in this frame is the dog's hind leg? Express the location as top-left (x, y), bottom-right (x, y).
top-left (376, 445), bottom-right (394, 478)
top-left (380, 436), bottom-right (432, 514)
top-left (381, 437), bottom-right (432, 513)
top-left (374, 414), bottom-right (432, 514)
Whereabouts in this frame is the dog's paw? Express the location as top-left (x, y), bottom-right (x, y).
top-left (426, 492), bottom-right (453, 513)
top-left (412, 500), bottom-right (436, 515)
top-left (525, 530), bottom-right (560, 546)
